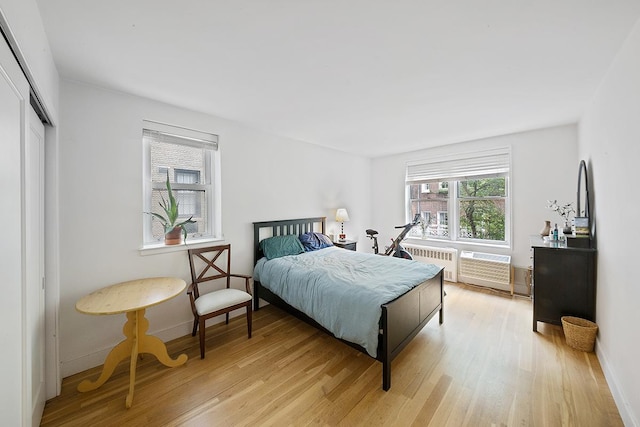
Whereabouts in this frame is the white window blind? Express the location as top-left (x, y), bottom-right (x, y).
top-left (142, 121), bottom-right (218, 151)
top-left (406, 148), bottom-right (510, 183)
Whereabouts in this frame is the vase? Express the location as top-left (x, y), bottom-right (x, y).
top-left (164, 226), bottom-right (182, 245)
top-left (562, 220), bottom-right (572, 235)
top-left (540, 220), bottom-right (551, 237)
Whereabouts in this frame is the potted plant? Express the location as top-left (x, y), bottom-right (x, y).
top-left (147, 171), bottom-right (196, 245)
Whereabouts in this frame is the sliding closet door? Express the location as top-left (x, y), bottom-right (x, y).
top-left (0, 33), bottom-right (39, 426)
top-left (26, 106), bottom-right (46, 426)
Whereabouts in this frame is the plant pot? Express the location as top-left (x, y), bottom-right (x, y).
top-left (164, 226), bottom-right (182, 245)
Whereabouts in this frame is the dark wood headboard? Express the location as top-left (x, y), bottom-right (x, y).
top-left (252, 217), bottom-right (326, 265)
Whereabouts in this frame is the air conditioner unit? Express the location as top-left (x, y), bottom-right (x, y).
top-left (459, 251), bottom-right (511, 291)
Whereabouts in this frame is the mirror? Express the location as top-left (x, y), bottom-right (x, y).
top-left (573, 159), bottom-right (592, 244)
top-left (577, 160), bottom-right (590, 218)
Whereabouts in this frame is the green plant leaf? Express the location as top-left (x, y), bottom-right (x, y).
top-left (145, 170), bottom-right (194, 239)
top-left (147, 212), bottom-right (168, 225)
top-left (165, 172), bottom-right (180, 225)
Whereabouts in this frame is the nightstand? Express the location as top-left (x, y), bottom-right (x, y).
top-left (333, 240), bottom-right (357, 251)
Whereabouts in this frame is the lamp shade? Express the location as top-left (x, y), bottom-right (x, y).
top-left (335, 208), bottom-right (350, 222)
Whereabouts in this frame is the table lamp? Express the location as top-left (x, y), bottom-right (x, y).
top-left (335, 208), bottom-right (350, 242)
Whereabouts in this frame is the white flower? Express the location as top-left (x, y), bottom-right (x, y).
top-left (546, 200), bottom-right (575, 220)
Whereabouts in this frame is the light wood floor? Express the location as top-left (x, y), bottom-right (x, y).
top-left (41, 282), bottom-right (622, 426)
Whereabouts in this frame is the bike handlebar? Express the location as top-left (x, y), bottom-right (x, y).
top-left (393, 213), bottom-right (421, 229)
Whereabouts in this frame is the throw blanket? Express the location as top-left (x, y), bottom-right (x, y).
top-left (253, 246), bottom-right (441, 357)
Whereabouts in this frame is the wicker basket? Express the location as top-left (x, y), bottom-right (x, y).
top-left (561, 316), bottom-right (598, 352)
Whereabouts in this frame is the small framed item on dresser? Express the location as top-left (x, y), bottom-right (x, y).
top-left (567, 216), bottom-right (591, 248)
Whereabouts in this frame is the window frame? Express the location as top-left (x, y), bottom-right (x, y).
top-left (406, 148), bottom-right (511, 248)
top-left (141, 120), bottom-right (222, 250)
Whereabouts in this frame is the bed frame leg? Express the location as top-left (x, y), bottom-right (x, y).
top-left (253, 281), bottom-right (260, 311)
top-left (383, 360), bottom-right (391, 391)
top-left (439, 276), bottom-right (445, 324)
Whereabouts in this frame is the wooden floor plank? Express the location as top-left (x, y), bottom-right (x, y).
top-left (41, 282), bottom-right (622, 426)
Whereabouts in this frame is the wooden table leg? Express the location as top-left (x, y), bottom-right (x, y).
top-left (125, 310), bottom-right (140, 408)
top-left (77, 311), bottom-right (137, 392)
top-left (78, 308), bottom-right (188, 408)
top-left (136, 309), bottom-right (188, 367)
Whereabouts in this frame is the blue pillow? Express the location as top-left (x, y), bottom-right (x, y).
top-left (299, 232), bottom-right (334, 252)
top-left (259, 235), bottom-right (305, 260)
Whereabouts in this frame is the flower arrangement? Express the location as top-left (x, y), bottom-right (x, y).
top-left (546, 200), bottom-right (575, 222)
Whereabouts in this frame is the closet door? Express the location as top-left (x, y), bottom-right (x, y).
top-left (0, 33), bottom-right (38, 426)
top-left (26, 106), bottom-right (46, 426)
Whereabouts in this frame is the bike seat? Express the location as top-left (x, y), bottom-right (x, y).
top-left (365, 229), bottom-right (378, 236)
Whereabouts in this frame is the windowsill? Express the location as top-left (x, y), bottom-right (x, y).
top-left (139, 236), bottom-right (224, 256)
top-left (405, 236), bottom-right (510, 250)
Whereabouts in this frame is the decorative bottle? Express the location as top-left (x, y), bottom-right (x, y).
top-left (553, 224), bottom-right (558, 241)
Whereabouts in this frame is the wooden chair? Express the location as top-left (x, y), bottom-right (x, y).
top-left (187, 244), bottom-right (252, 358)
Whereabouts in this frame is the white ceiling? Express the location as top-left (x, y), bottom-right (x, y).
top-left (36, 1), bottom-right (640, 157)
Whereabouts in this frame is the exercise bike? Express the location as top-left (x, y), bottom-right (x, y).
top-left (366, 213), bottom-right (421, 259)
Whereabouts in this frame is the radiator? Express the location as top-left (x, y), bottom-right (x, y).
top-left (403, 244), bottom-right (458, 282)
top-left (458, 250), bottom-right (511, 291)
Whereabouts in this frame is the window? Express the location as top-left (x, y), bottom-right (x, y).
top-left (142, 120), bottom-right (221, 246)
top-left (437, 211), bottom-right (448, 226)
top-left (406, 148), bottom-right (510, 245)
top-left (175, 168), bottom-right (200, 184)
top-left (174, 169), bottom-right (201, 221)
top-left (409, 180), bottom-right (449, 237)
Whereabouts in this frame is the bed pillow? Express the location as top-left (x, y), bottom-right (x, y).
top-left (259, 235), bottom-right (305, 260)
top-left (299, 232), bottom-right (334, 252)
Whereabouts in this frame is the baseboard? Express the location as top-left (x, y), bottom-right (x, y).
top-left (595, 337), bottom-right (639, 427)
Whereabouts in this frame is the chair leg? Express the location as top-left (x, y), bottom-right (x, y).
top-left (199, 318), bottom-right (206, 359)
top-left (191, 316), bottom-right (198, 337)
top-left (247, 305), bottom-right (252, 339)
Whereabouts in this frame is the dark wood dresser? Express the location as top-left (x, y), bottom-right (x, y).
top-left (531, 236), bottom-right (596, 332)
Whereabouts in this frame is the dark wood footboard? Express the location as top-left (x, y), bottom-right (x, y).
top-left (380, 270), bottom-right (444, 390)
top-left (254, 268), bottom-right (444, 391)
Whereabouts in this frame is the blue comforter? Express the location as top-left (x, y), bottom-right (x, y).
top-left (253, 246), bottom-right (441, 357)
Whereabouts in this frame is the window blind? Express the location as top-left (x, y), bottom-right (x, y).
top-left (406, 147), bottom-right (510, 183)
top-left (142, 120), bottom-right (218, 150)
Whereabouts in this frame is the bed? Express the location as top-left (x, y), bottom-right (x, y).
top-left (252, 217), bottom-right (444, 391)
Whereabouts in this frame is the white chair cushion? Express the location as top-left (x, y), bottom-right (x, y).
top-left (194, 288), bottom-right (252, 316)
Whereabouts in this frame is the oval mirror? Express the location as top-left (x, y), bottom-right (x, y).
top-left (577, 160), bottom-right (590, 218)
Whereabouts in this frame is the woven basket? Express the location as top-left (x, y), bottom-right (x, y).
top-left (561, 316), bottom-right (598, 352)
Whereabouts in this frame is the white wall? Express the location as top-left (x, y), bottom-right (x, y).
top-left (58, 80), bottom-right (371, 376)
top-left (579, 17), bottom-right (640, 427)
top-left (370, 124), bottom-right (578, 288)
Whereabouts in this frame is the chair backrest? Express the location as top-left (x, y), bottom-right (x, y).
top-left (187, 245), bottom-right (232, 298)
